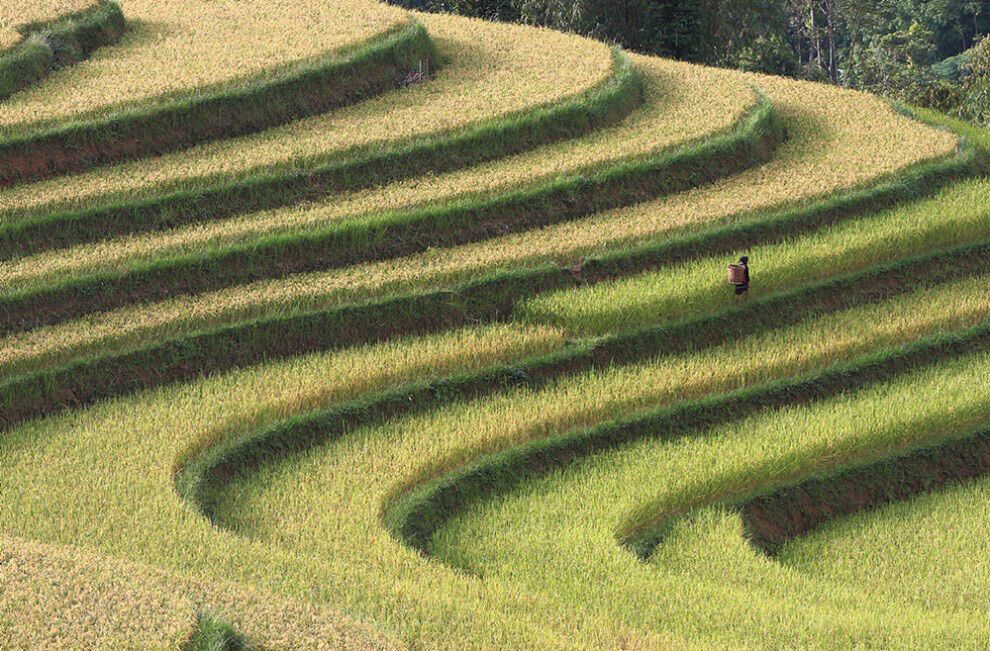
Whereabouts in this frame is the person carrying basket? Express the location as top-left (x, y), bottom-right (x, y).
top-left (728, 256), bottom-right (750, 302)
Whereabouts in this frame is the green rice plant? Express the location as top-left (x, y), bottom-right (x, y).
top-left (185, 614), bottom-right (244, 651)
top-left (726, 428), bottom-right (990, 555)
top-left (428, 348), bottom-right (990, 648)
top-left (0, 145), bottom-right (968, 410)
top-left (0, 323), bottom-right (676, 648)
top-left (520, 176), bottom-right (990, 334)
top-left (0, 77), bottom-right (958, 361)
top-left (0, 1), bottom-right (984, 642)
top-left (0, 94), bottom-right (781, 335)
top-left (0, 74), bottom-right (949, 286)
top-left (0, 271), bottom-right (984, 647)
top-left (781, 458), bottom-right (990, 613)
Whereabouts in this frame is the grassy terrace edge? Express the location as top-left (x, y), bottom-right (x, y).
top-left (0, 20), bottom-right (436, 186)
top-left (0, 146), bottom-right (976, 429)
top-left (623, 412), bottom-right (990, 562)
top-left (0, 50), bottom-right (643, 258)
top-left (382, 321), bottom-right (990, 558)
top-left (0, 1), bottom-right (125, 101)
top-left (171, 238), bottom-right (990, 524)
top-left (737, 427), bottom-right (990, 554)
top-left (0, 93), bottom-right (784, 334)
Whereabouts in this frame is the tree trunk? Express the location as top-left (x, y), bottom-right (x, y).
top-left (811, 2), bottom-right (821, 67)
top-left (825, 0), bottom-right (837, 81)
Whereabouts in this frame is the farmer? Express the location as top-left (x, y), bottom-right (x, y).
top-left (732, 255), bottom-right (750, 302)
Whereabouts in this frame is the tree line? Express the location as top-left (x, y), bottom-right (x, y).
top-left (394, 0), bottom-right (990, 124)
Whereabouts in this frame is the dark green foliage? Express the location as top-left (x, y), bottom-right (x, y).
top-left (956, 37), bottom-right (990, 124)
top-left (392, 0), bottom-right (520, 21)
top-left (384, 0), bottom-right (990, 122)
top-left (184, 614), bottom-right (245, 651)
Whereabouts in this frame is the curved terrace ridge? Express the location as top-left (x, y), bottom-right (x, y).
top-left (0, 8), bottom-right (431, 184)
top-left (2, 2), bottom-right (989, 646)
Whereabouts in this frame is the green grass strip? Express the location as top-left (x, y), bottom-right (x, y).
top-left (0, 159), bottom-right (977, 430)
top-left (171, 239), bottom-right (990, 523)
top-left (0, 1), bottom-right (125, 101)
top-left (625, 421), bottom-right (990, 561)
top-left (0, 20), bottom-right (435, 186)
top-left (738, 427), bottom-right (990, 555)
top-left (384, 321), bottom-right (990, 555)
top-left (0, 94), bottom-right (784, 334)
top-left (0, 49), bottom-right (644, 258)
top-left (183, 613), bottom-right (245, 651)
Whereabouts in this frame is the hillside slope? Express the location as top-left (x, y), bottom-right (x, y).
top-left (0, 1), bottom-right (987, 648)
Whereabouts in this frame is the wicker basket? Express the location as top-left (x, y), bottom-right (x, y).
top-left (728, 264), bottom-right (747, 285)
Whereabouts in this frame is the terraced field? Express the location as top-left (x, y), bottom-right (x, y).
top-left (0, 0), bottom-right (988, 648)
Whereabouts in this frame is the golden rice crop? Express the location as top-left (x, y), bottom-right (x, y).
top-left (0, 324), bottom-right (672, 648)
top-left (0, 75), bottom-right (956, 379)
top-left (0, 12), bottom-right (615, 215)
top-left (0, 535), bottom-right (197, 649)
top-left (0, 535), bottom-right (402, 649)
top-left (430, 349), bottom-right (990, 647)
top-left (0, 0), bottom-right (982, 641)
top-left (0, 53), bottom-right (752, 287)
top-left (0, 277), bottom-right (986, 647)
top-left (783, 472), bottom-right (990, 613)
top-left (0, 0), bottom-right (94, 50)
top-left (0, 0), bottom-right (408, 129)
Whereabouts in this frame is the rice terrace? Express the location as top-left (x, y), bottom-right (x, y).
top-left (2, 0), bottom-right (990, 647)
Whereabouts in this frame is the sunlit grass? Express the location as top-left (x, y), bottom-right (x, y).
top-left (521, 176), bottom-right (990, 334)
top-left (781, 460), bottom-right (990, 613)
top-left (0, 12), bottom-right (616, 215)
top-left (432, 348), bottom-right (990, 647)
top-left (5, 277), bottom-right (990, 646)
top-left (0, 76), bottom-right (957, 380)
top-left (0, 0), bottom-right (408, 129)
top-left (0, 2), bottom-right (982, 642)
top-left (1, 324), bottom-right (637, 648)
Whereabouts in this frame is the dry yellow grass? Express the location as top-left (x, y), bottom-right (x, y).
top-left (2, 279), bottom-right (986, 648)
top-left (0, 73), bottom-right (956, 378)
top-left (0, 0), bottom-right (408, 129)
top-left (1, 326), bottom-right (650, 649)
top-left (0, 536), bottom-right (196, 650)
top-left (0, 53), bottom-right (749, 288)
top-left (0, 0), bottom-right (94, 50)
top-left (0, 12), bottom-right (615, 216)
top-left (0, 536), bottom-right (403, 650)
